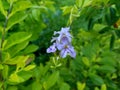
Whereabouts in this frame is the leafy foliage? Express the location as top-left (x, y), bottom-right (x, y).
top-left (0, 0), bottom-right (120, 90)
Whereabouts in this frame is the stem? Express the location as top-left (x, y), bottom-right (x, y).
top-left (0, 2), bottom-right (13, 90)
top-left (1, 2), bottom-right (13, 48)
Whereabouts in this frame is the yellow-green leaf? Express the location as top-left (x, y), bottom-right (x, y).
top-left (24, 65), bottom-right (36, 71)
top-left (101, 84), bottom-right (107, 90)
top-left (77, 82), bottom-right (86, 90)
top-left (8, 73), bottom-right (24, 83)
top-left (3, 32), bottom-right (32, 50)
top-left (0, 64), bottom-right (3, 70)
top-left (0, 0), bottom-right (7, 16)
top-left (9, 0), bottom-right (32, 17)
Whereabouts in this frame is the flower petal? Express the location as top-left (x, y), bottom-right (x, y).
top-left (68, 46), bottom-right (76, 58)
top-left (46, 44), bottom-right (56, 53)
top-left (60, 49), bottom-right (68, 58)
top-left (61, 27), bottom-right (70, 33)
top-left (56, 43), bottom-right (64, 50)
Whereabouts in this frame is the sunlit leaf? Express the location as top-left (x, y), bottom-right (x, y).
top-left (0, 0), bottom-right (7, 16)
top-left (7, 41), bottom-right (29, 57)
top-left (61, 6), bottom-right (73, 15)
top-left (24, 64), bottom-right (36, 71)
top-left (7, 12), bottom-right (27, 31)
top-left (8, 73), bottom-right (24, 84)
top-left (3, 32), bottom-right (32, 50)
top-left (77, 82), bottom-right (86, 90)
top-left (9, 0), bottom-right (32, 17)
top-left (101, 84), bottom-right (107, 90)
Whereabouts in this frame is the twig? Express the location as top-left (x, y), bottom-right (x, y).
top-left (0, 2), bottom-right (13, 90)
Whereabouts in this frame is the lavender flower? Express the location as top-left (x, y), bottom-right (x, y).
top-left (52, 27), bottom-right (72, 43)
top-left (47, 43), bottom-right (56, 53)
top-left (47, 27), bottom-right (76, 58)
top-left (59, 44), bottom-right (76, 58)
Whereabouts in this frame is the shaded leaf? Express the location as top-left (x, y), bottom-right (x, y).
top-left (110, 34), bottom-right (115, 50)
top-left (98, 65), bottom-right (116, 73)
top-left (43, 71), bottom-right (59, 90)
top-left (19, 44), bottom-right (39, 54)
top-left (7, 86), bottom-right (18, 90)
top-left (89, 74), bottom-right (104, 86)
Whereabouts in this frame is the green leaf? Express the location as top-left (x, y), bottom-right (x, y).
top-left (99, 57), bottom-right (116, 66)
top-left (7, 0), bottom-right (17, 3)
top-left (7, 41), bottom-right (29, 57)
top-left (8, 70), bottom-right (32, 85)
top-left (19, 44), bottom-right (39, 54)
top-left (32, 81), bottom-right (42, 90)
top-left (0, 0), bottom-right (7, 16)
top-left (94, 87), bottom-right (100, 90)
top-left (16, 55), bottom-right (30, 70)
top-left (115, 30), bottom-right (120, 38)
top-left (83, 0), bottom-right (92, 8)
top-left (7, 11), bottom-right (27, 31)
top-left (24, 64), bottom-right (36, 71)
top-left (60, 82), bottom-right (70, 90)
top-left (17, 70), bottom-right (33, 82)
top-left (0, 64), bottom-right (3, 70)
top-left (101, 84), bottom-right (107, 90)
top-left (77, 82), bottom-right (86, 90)
top-left (98, 65), bottom-right (116, 73)
top-left (61, 6), bottom-right (73, 15)
top-left (93, 24), bottom-right (107, 32)
top-left (82, 57), bottom-right (90, 67)
top-left (0, 82), bottom-right (3, 89)
top-left (76, 0), bottom-right (84, 8)
top-left (9, 0), bottom-right (32, 17)
top-left (2, 65), bottom-right (9, 79)
top-left (3, 32), bottom-right (32, 50)
top-left (89, 74), bottom-right (104, 86)
top-left (8, 73), bottom-right (24, 84)
top-left (102, 0), bottom-right (109, 5)
top-left (4, 55), bottom-right (29, 67)
top-left (43, 71), bottom-right (59, 90)
top-left (7, 86), bottom-right (18, 90)
top-left (44, 1), bottom-right (55, 12)
top-left (2, 52), bottom-right (11, 61)
top-left (31, 9), bottom-right (41, 21)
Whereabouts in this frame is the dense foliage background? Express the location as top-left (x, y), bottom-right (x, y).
top-left (0, 0), bottom-right (120, 90)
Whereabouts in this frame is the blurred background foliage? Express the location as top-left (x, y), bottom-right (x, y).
top-left (0, 0), bottom-right (120, 90)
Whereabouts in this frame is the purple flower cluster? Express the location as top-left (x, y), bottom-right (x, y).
top-left (47, 27), bottom-right (76, 58)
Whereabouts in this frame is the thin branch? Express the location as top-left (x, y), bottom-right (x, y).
top-left (1, 2), bottom-right (13, 48)
top-left (0, 2), bottom-right (13, 90)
